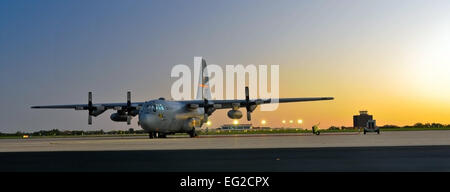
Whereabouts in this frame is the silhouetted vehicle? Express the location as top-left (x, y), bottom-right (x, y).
top-left (364, 120), bottom-right (379, 134)
top-left (312, 123), bottom-right (320, 135)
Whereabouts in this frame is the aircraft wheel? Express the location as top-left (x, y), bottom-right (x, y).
top-left (316, 131), bottom-right (320, 135)
top-left (189, 128), bottom-right (197, 138)
top-left (364, 130), bottom-right (366, 135)
top-left (148, 132), bottom-right (154, 139)
top-left (377, 130), bottom-right (380, 134)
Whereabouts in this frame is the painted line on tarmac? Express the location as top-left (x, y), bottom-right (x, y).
top-left (196, 132), bottom-right (360, 138)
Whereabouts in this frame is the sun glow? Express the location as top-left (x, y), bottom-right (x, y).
top-left (409, 24), bottom-right (450, 100)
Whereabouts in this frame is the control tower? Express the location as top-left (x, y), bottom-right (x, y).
top-left (353, 110), bottom-right (373, 128)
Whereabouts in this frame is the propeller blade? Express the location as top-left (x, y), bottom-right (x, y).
top-left (88, 114), bottom-right (92, 125)
top-left (88, 92), bottom-right (93, 108)
top-left (88, 91), bottom-right (92, 107)
top-left (202, 98), bottom-right (216, 123)
top-left (203, 99), bottom-right (208, 123)
top-left (126, 91), bottom-right (131, 125)
top-left (127, 91), bottom-right (131, 107)
top-left (88, 91), bottom-right (93, 125)
top-left (245, 86), bottom-right (249, 102)
top-left (204, 113), bottom-right (208, 123)
top-left (245, 86), bottom-right (252, 121)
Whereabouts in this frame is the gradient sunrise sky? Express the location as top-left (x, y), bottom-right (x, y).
top-left (1, 0), bottom-right (449, 132)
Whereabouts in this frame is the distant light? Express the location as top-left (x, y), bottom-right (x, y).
top-left (233, 120), bottom-right (239, 125)
top-left (282, 120), bottom-right (286, 124)
top-left (289, 120), bottom-right (294, 124)
top-left (206, 121), bottom-right (212, 126)
top-left (297, 119), bottom-right (303, 124)
top-left (261, 120), bottom-right (267, 125)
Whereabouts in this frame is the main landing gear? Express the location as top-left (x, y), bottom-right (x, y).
top-left (189, 128), bottom-right (198, 138)
top-left (148, 132), bottom-right (167, 139)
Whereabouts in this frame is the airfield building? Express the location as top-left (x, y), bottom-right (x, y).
top-left (220, 124), bottom-right (252, 130)
top-left (353, 111), bottom-right (373, 128)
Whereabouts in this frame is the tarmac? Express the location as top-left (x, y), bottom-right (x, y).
top-left (1, 130), bottom-right (450, 152)
top-left (1, 130), bottom-right (450, 171)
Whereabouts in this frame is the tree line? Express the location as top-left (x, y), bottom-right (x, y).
top-left (327, 122), bottom-right (450, 130)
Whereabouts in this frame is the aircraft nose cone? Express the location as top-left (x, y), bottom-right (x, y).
top-left (138, 113), bottom-right (150, 124)
top-left (139, 113), bottom-right (156, 130)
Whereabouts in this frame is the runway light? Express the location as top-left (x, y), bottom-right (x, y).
top-left (297, 119), bottom-right (303, 124)
top-left (261, 120), bottom-right (267, 125)
top-left (282, 120), bottom-right (286, 124)
top-left (206, 121), bottom-right (212, 126)
top-left (289, 120), bottom-right (294, 124)
top-left (233, 120), bottom-right (239, 125)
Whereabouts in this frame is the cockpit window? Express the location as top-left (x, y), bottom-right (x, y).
top-left (146, 103), bottom-right (156, 112)
top-left (149, 103), bottom-right (166, 111)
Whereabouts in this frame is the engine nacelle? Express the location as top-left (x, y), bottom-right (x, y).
top-left (110, 113), bottom-right (129, 122)
top-left (227, 110), bottom-right (243, 119)
top-left (187, 104), bottom-right (199, 110)
top-left (91, 105), bottom-right (106, 117)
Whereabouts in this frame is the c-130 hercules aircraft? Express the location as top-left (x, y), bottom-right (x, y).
top-left (32, 58), bottom-right (334, 139)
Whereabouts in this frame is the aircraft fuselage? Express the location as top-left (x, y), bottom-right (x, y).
top-left (138, 99), bottom-right (205, 134)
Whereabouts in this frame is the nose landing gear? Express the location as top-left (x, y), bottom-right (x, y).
top-left (148, 132), bottom-right (167, 139)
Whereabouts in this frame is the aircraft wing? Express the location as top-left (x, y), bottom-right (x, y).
top-left (179, 97), bottom-right (334, 109)
top-left (31, 91), bottom-right (144, 110)
top-left (30, 102), bottom-right (145, 110)
top-left (30, 91), bottom-right (144, 125)
top-left (179, 95), bottom-right (333, 121)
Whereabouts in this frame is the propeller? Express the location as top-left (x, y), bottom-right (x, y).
top-left (244, 86), bottom-right (257, 121)
top-left (203, 98), bottom-right (215, 123)
top-left (87, 91), bottom-right (130, 125)
top-left (245, 87), bottom-right (251, 121)
top-left (88, 92), bottom-right (93, 125)
top-left (125, 91), bottom-right (132, 125)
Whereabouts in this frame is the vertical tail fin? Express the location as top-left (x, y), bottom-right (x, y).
top-left (195, 57), bottom-right (212, 100)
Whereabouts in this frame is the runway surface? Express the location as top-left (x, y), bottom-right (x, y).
top-left (1, 146), bottom-right (450, 171)
top-left (1, 131), bottom-right (450, 171)
top-left (1, 130), bottom-right (450, 152)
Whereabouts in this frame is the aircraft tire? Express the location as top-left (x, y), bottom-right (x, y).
top-left (148, 132), bottom-right (154, 139)
top-left (189, 128), bottom-right (197, 138)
